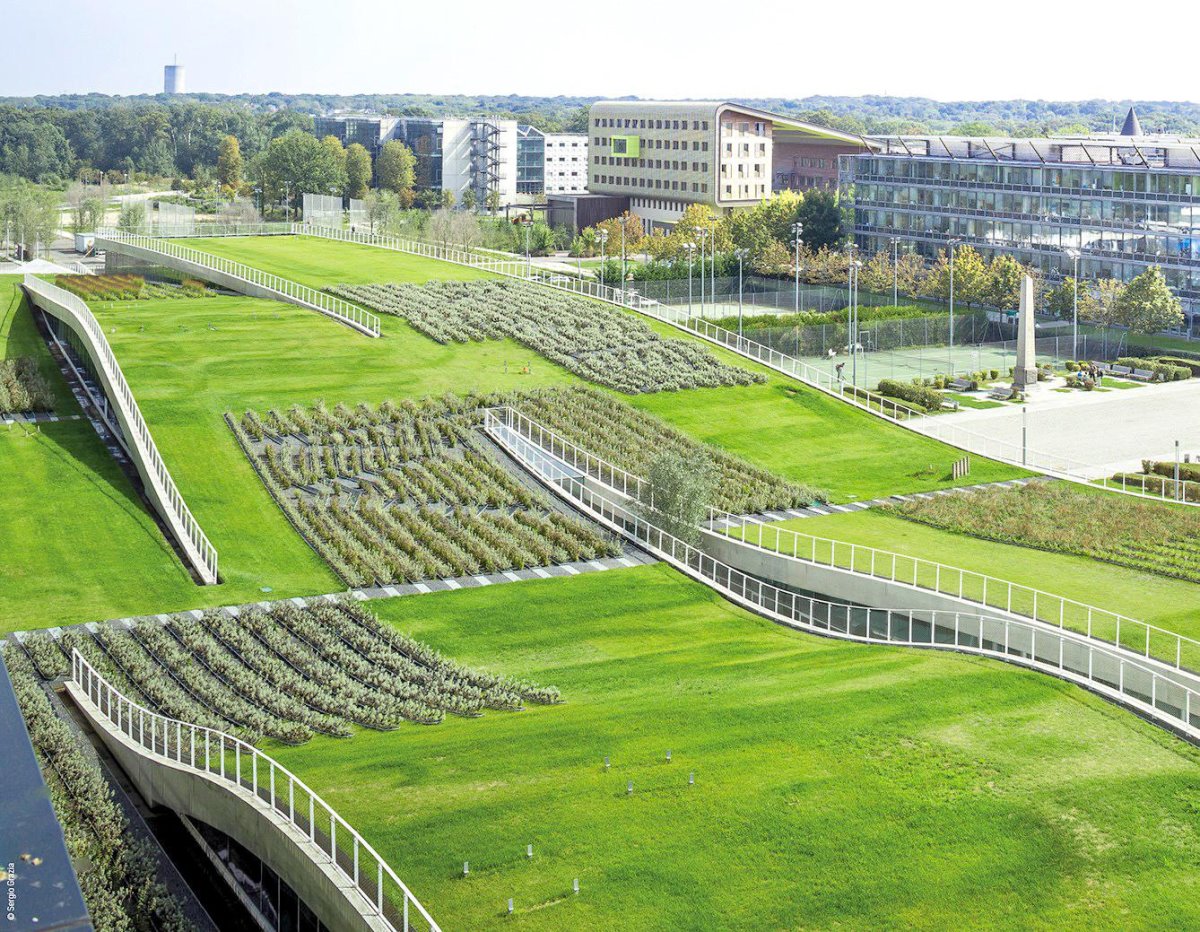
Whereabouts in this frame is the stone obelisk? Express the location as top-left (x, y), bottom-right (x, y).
top-left (1012, 274), bottom-right (1038, 390)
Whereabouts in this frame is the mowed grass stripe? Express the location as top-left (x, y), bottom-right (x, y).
top-left (269, 566), bottom-right (1200, 931)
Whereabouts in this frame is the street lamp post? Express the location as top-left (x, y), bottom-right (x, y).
top-left (620, 220), bottom-right (627, 305)
top-left (697, 227), bottom-right (708, 315)
top-left (792, 221), bottom-right (804, 315)
top-left (597, 230), bottom-right (608, 293)
top-left (850, 258), bottom-right (863, 385)
top-left (684, 242), bottom-right (696, 318)
top-left (709, 219), bottom-right (717, 315)
top-left (948, 237), bottom-right (962, 378)
top-left (890, 236), bottom-right (900, 307)
top-left (735, 248), bottom-right (749, 339)
top-left (1064, 247), bottom-right (1081, 360)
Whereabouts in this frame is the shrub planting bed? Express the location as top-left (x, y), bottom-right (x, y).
top-left (1113, 356), bottom-right (1191, 381)
top-left (229, 394), bottom-right (619, 588)
top-left (514, 386), bottom-right (826, 513)
top-left (56, 274), bottom-right (214, 302)
top-left (887, 481), bottom-right (1200, 582)
top-left (6, 601), bottom-right (556, 749)
top-left (329, 280), bottom-right (764, 394)
top-left (0, 356), bottom-right (55, 413)
top-left (876, 378), bottom-right (946, 412)
top-left (3, 644), bottom-right (191, 932)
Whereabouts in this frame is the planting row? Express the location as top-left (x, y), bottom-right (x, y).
top-left (512, 386), bottom-right (826, 514)
top-left (56, 274), bottom-right (215, 302)
top-left (10, 600), bottom-right (558, 748)
top-left (887, 481), bottom-right (1200, 583)
top-left (3, 644), bottom-right (191, 932)
top-left (0, 356), bottom-right (55, 413)
top-left (329, 279), bottom-right (764, 394)
top-left (230, 395), bottom-right (619, 588)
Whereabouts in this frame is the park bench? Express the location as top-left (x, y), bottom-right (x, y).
top-left (1111, 365), bottom-right (1134, 377)
top-left (1132, 368), bottom-right (1157, 382)
top-left (988, 386), bottom-right (1014, 401)
top-left (948, 377), bottom-right (974, 391)
top-left (1095, 361), bottom-right (1113, 375)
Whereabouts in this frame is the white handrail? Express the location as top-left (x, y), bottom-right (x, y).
top-left (69, 649), bottom-right (440, 932)
top-left (293, 224), bottom-right (1200, 507)
top-left (94, 230), bottom-right (380, 338)
top-left (485, 408), bottom-right (1200, 741)
top-left (490, 404), bottom-right (1200, 677)
top-left (23, 274), bottom-right (219, 585)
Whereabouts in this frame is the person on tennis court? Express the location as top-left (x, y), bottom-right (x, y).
top-left (835, 361), bottom-right (845, 382)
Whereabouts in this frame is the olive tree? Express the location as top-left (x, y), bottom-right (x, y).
top-left (636, 449), bottom-right (715, 547)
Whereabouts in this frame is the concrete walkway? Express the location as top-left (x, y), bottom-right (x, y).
top-left (922, 378), bottom-right (1200, 475)
top-left (705, 477), bottom-right (1041, 529)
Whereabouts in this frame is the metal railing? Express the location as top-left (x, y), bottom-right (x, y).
top-left (287, 226), bottom-right (1200, 507)
top-left (23, 274), bottom-right (219, 585)
top-left (489, 404), bottom-right (1200, 678)
top-left (484, 408), bottom-right (1200, 742)
top-left (93, 230), bottom-right (381, 337)
top-left (123, 222), bottom-right (296, 239)
top-left (711, 506), bottom-right (1200, 674)
top-left (69, 649), bottom-right (439, 932)
top-left (295, 224), bottom-right (920, 421)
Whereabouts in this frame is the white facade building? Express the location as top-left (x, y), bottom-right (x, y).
top-left (543, 134), bottom-right (588, 195)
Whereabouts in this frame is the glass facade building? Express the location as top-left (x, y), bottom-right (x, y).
top-left (517, 125), bottom-right (545, 195)
top-left (840, 135), bottom-right (1200, 330)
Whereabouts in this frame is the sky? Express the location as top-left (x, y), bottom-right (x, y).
top-left (3, 0), bottom-right (1196, 103)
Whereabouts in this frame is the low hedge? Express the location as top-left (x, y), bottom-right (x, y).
top-left (1142, 459), bottom-right (1200, 483)
top-left (876, 378), bottom-right (945, 412)
top-left (1110, 472), bottom-right (1200, 503)
top-left (1114, 356), bottom-right (1191, 381)
top-left (1153, 356), bottom-right (1200, 377)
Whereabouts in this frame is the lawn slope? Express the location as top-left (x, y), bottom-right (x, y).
top-left (272, 566), bottom-right (1200, 930)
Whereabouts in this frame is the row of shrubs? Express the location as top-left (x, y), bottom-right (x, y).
top-left (1066, 357), bottom-right (1192, 381)
top-left (876, 379), bottom-right (946, 412)
top-left (1142, 459), bottom-right (1200, 483)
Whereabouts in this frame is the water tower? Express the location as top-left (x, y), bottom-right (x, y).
top-left (164, 58), bottom-right (185, 94)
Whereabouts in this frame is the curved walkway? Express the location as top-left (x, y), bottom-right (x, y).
top-left (484, 405), bottom-right (1200, 742)
top-left (67, 650), bottom-right (439, 932)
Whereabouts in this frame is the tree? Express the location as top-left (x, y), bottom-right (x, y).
top-left (794, 189), bottom-right (842, 250)
top-left (365, 189), bottom-right (400, 235)
top-left (922, 245), bottom-right (988, 306)
top-left (0, 181), bottom-right (60, 255)
top-left (1044, 277), bottom-right (1097, 323)
top-left (460, 188), bottom-right (477, 211)
top-left (1115, 266), bottom-right (1183, 334)
top-left (320, 136), bottom-right (349, 196)
top-left (440, 189), bottom-right (456, 210)
top-left (485, 188), bottom-right (501, 214)
top-left (636, 449), bottom-right (715, 547)
top-left (592, 212), bottom-right (646, 257)
top-left (986, 254), bottom-right (1028, 310)
top-left (1087, 278), bottom-right (1124, 330)
top-left (428, 208), bottom-right (454, 249)
top-left (65, 181), bottom-right (104, 234)
top-left (857, 249), bottom-right (894, 296)
top-left (376, 140), bottom-right (416, 196)
top-left (216, 135), bottom-right (243, 191)
top-left (251, 130), bottom-right (348, 214)
top-left (344, 143), bottom-right (372, 200)
top-left (449, 211), bottom-right (481, 250)
top-left (117, 200), bottom-right (146, 233)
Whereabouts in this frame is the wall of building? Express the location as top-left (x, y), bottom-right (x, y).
top-left (544, 134), bottom-right (588, 195)
top-left (773, 138), bottom-right (860, 190)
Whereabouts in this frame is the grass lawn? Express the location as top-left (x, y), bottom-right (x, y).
top-left (628, 380), bottom-right (1028, 502)
top-left (1, 276), bottom-right (77, 411)
top-left (740, 509), bottom-right (1200, 661)
top-left (179, 234), bottom-right (494, 289)
top-left (172, 235), bottom-right (1027, 501)
top-left (270, 566), bottom-right (1200, 931)
top-left (945, 392), bottom-right (1004, 410)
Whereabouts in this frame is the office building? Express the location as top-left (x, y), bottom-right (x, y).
top-left (839, 108), bottom-right (1200, 329)
top-left (517, 125), bottom-right (546, 195)
top-left (544, 133), bottom-right (588, 194)
top-left (588, 100), bottom-right (872, 231)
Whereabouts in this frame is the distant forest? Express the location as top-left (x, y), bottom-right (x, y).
top-left (2, 92), bottom-right (1199, 185)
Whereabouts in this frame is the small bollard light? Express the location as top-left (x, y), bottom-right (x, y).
top-left (507, 898), bottom-right (514, 914)
top-left (573, 878), bottom-right (580, 895)
top-left (627, 780), bottom-right (633, 795)
top-left (689, 772), bottom-right (695, 786)
top-left (527, 844), bottom-right (533, 859)
top-left (666, 749), bottom-right (672, 762)
top-left (604, 755), bottom-right (610, 770)
top-left (463, 861), bottom-right (469, 876)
